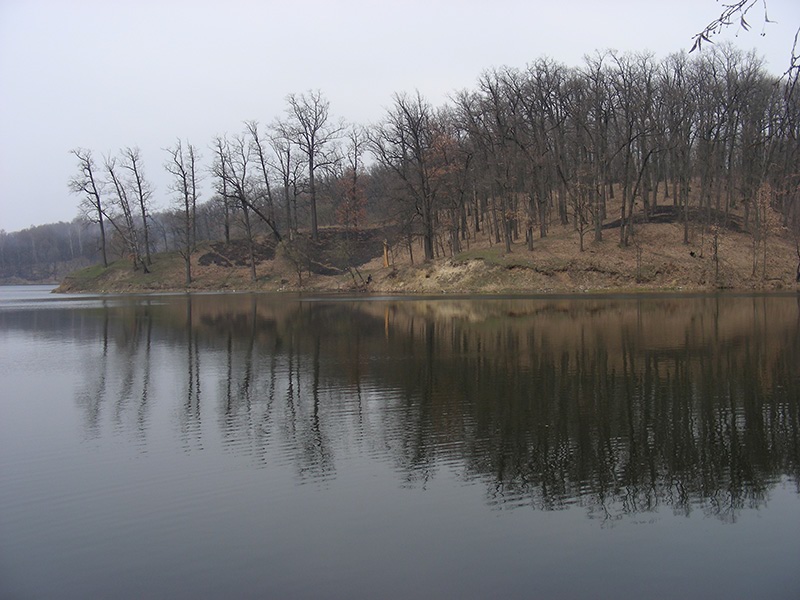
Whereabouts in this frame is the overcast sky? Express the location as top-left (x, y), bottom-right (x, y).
top-left (1, 0), bottom-right (798, 233)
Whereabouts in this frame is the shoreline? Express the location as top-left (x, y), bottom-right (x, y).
top-left (48, 222), bottom-right (800, 297)
top-left (52, 267), bottom-right (798, 297)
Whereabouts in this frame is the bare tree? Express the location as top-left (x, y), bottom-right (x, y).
top-left (453, 89), bottom-right (497, 244)
top-left (476, 69), bottom-right (519, 254)
top-left (337, 124), bottom-right (369, 232)
top-left (120, 147), bottom-right (154, 266)
top-left (210, 142), bottom-right (231, 244)
top-left (269, 128), bottom-right (305, 240)
top-left (607, 51), bottom-right (659, 247)
top-left (370, 92), bottom-right (441, 261)
top-left (164, 140), bottom-right (199, 286)
top-left (283, 90), bottom-right (342, 240)
top-left (691, 0), bottom-right (768, 52)
top-left (569, 165), bottom-right (594, 252)
top-left (188, 144), bottom-right (200, 246)
top-left (691, 0), bottom-right (798, 77)
top-left (212, 134), bottom-right (283, 244)
top-left (103, 154), bottom-right (147, 272)
top-left (245, 120), bottom-right (280, 236)
top-left (659, 52), bottom-right (697, 244)
top-left (69, 148), bottom-right (108, 267)
top-left (580, 52), bottom-right (613, 243)
top-left (211, 135), bottom-right (261, 281)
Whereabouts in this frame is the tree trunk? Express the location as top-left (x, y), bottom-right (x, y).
top-left (98, 211), bottom-right (108, 267)
top-left (184, 254), bottom-right (191, 286)
top-left (309, 154), bottom-right (318, 241)
top-left (242, 204), bottom-right (257, 282)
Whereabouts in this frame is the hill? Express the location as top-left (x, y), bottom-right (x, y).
top-left (55, 212), bottom-right (800, 295)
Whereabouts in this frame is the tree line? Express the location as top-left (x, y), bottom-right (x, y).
top-left (0, 221), bottom-right (101, 282)
top-left (60, 44), bottom-right (800, 282)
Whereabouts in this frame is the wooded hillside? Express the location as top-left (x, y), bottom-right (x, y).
top-left (6, 45), bottom-right (800, 289)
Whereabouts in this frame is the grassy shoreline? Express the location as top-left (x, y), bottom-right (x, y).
top-left (54, 222), bottom-right (800, 296)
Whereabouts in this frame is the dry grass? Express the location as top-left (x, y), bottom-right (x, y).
top-left (364, 215), bottom-right (799, 295)
top-left (57, 202), bottom-right (800, 295)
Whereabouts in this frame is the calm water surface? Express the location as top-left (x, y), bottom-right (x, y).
top-left (1, 286), bottom-right (798, 599)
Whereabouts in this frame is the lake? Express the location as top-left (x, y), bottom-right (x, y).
top-left (1, 286), bottom-right (798, 599)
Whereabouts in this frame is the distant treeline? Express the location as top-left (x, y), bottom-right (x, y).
top-left (0, 204), bottom-right (244, 283)
top-left (0, 221), bottom-right (100, 283)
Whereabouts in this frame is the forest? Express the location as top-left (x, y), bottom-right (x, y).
top-left (2, 44), bottom-right (799, 286)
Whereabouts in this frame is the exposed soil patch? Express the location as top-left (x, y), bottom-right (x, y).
top-left (299, 227), bottom-right (389, 275)
top-left (197, 229), bottom-right (387, 275)
top-left (199, 240), bottom-right (276, 267)
top-left (604, 205), bottom-right (745, 232)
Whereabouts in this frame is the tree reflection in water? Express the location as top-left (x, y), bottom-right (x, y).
top-left (70, 294), bottom-right (799, 520)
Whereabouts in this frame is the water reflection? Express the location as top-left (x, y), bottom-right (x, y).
top-left (8, 293), bottom-right (798, 520)
top-left (179, 297), bottom-right (203, 451)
